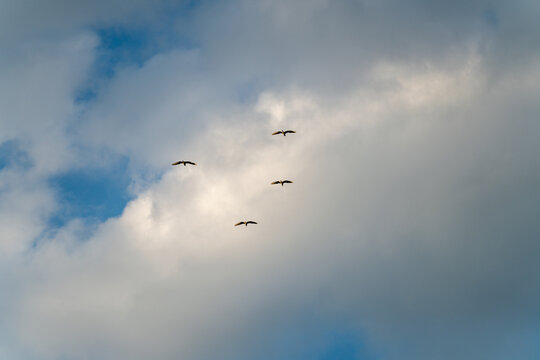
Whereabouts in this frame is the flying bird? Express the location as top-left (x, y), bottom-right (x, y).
top-left (272, 130), bottom-right (296, 136)
top-left (234, 221), bottom-right (258, 227)
top-left (171, 161), bottom-right (197, 166)
top-left (271, 180), bottom-right (293, 186)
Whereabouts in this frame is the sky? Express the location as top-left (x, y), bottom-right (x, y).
top-left (1, 0), bottom-right (540, 359)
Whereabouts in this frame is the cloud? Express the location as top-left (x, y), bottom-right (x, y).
top-left (1, 1), bottom-right (540, 359)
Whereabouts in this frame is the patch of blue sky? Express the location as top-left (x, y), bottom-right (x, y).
top-left (75, 2), bottom-right (201, 104)
top-left (0, 139), bottom-right (33, 172)
top-left (317, 330), bottom-right (378, 360)
top-left (94, 27), bottom-right (150, 75)
top-left (260, 317), bottom-right (377, 360)
top-left (483, 8), bottom-right (499, 28)
top-left (47, 156), bottom-right (132, 229)
top-left (74, 26), bottom-right (154, 103)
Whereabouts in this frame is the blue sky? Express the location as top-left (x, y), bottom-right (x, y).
top-left (1, 1), bottom-right (540, 359)
top-left (48, 156), bottom-right (132, 227)
top-left (0, 140), bottom-right (33, 172)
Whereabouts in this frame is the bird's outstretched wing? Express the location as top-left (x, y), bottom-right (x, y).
top-left (282, 180), bottom-right (293, 184)
top-left (185, 161), bottom-right (197, 165)
top-left (272, 131), bottom-right (283, 135)
top-left (271, 181), bottom-right (280, 185)
top-left (234, 222), bottom-right (245, 226)
top-left (171, 161), bottom-right (183, 166)
top-left (284, 130), bottom-right (296, 134)
top-left (246, 221), bottom-right (258, 225)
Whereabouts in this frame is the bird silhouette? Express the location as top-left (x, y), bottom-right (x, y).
top-left (171, 161), bottom-right (197, 166)
top-left (234, 221), bottom-right (258, 227)
top-left (271, 180), bottom-right (293, 186)
top-left (272, 130), bottom-right (296, 136)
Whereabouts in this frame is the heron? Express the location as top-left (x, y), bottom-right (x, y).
top-left (235, 221), bottom-right (258, 227)
top-left (271, 180), bottom-right (293, 186)
top-left (172, 161), bottom-right (197, 166)
top-left (272, 130), bottom-right (296, 136)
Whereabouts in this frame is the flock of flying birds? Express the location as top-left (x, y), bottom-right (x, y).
top-left (172, 129), bottom-right (296, 227)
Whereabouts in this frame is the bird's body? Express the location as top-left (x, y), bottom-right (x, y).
top-left (172, 160), bottom-right (197, 166)
top-left (271, 180), bottom-right (293, 186)
top-left (272, 130), bottom-right (296, 136)
top-left (234, 221), bottom-right (258, 227)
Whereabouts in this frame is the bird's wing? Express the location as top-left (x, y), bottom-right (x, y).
top-left (271, 181), bottom-right (280, 185)
top-left (186, 161), bottom-right (197, 165)
top-left (283, 180), bottom-right (293, 184)
top-left (234, 222), bottom-right (245, 226)
top-left (246, 221), bottom-right (258, 225)
top-left (284, 130), bottom-right (296, 134)
top-left (171, 161), bottom-right (183, 165)
top-left (272, 131), bottom-right (282, 135)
